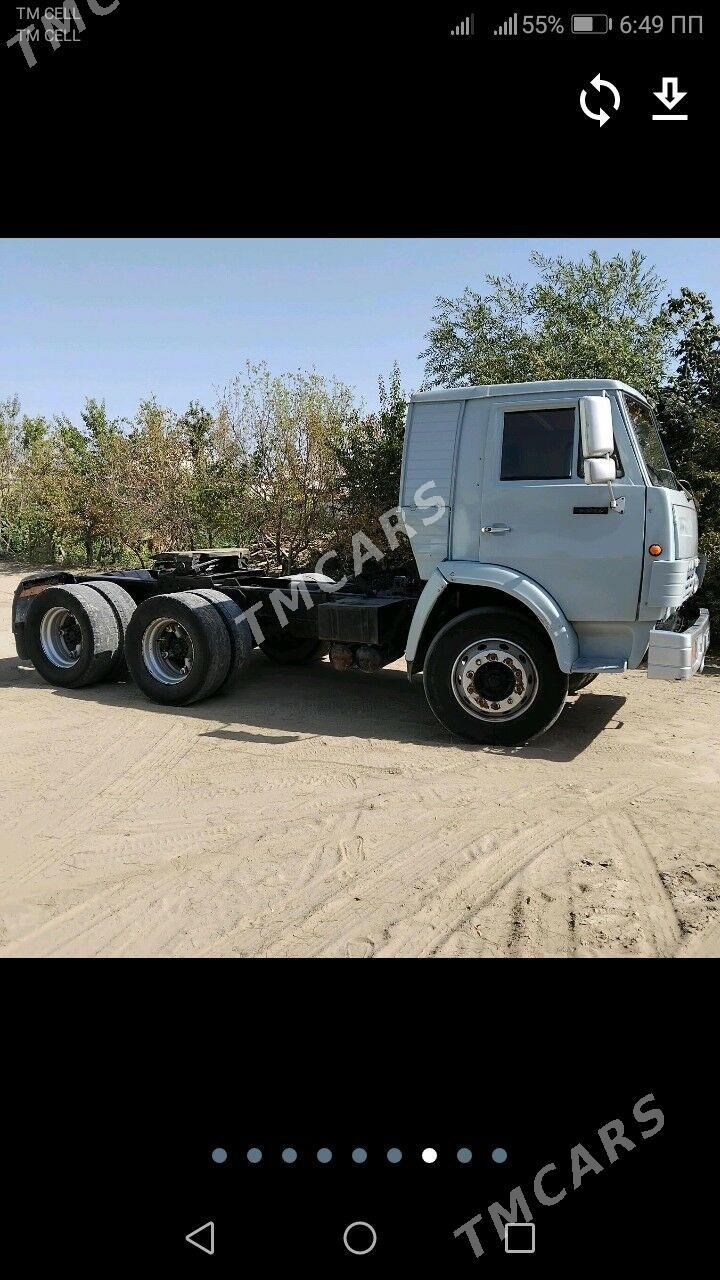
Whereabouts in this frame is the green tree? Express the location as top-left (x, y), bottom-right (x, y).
top-left (0, 397), bottom-right (22, 552)
top-left (220, 363), bottom-right (354, 571)
top-left (122, 398), bottom-right (188, 560)
top-left (334, 362), bottom-right (409, 570)
top-left (178, 401), bottom-right (213, 462)
top-left (176, 401), bottom-right (246, 550)
top-left (0, 402), bottom-right (65, 559)
top-left (421, 250), bottom-right (673, 397)
top-left (53, 399), bottom-right (129, 564)
top-left (657, 289), bottom-right (720, 627)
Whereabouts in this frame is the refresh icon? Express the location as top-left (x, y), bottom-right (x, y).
top-left (580, 73), bottom-right (621, 126)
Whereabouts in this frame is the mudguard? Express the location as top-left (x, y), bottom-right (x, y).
top-left (405, 562), bottom-right (579, 675)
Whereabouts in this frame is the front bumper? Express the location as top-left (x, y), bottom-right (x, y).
top-left (647, 608), bottom-right (710, 680)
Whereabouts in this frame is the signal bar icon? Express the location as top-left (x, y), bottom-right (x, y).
top-left (450, 13), bottom-right (475, 36)
top-left (493, 12), bottom-right (519, 36)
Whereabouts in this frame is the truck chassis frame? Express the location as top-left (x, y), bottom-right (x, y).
top-left (12, 551), bottom-right (422, 668)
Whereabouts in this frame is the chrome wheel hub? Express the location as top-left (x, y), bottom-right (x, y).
top-left (40, 606), bottom-right (82, 668)
top-left (451, 638), bottom-right (538, 722)
top-left (142, 617), bottom-right (194, 685)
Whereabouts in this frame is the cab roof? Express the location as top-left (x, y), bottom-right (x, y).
top-left (410, 379), bottom-right (647, 404)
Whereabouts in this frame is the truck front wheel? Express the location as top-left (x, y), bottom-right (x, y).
top-left (423, 608), bottom-right (569, 746)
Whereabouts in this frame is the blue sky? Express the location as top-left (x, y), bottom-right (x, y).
top-left (1, 238), bottom-right (718, 425)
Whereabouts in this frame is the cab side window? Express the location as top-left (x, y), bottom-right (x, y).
top-left (501, 407), bottom-right (575, 481)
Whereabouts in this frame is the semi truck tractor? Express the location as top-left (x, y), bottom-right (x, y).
top-left (11, 379), bottom-right (710, 746)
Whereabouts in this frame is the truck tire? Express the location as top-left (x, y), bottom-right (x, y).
top-left (84, 580), bottom-right (136, 680)
top-left (189, 588), bottom-right (255, 689)
top-left (259, 634), bottom-right (329, 665)
top-left (423, 608), bottom-right (569, 746)
top-left (124, 591), bottom-right (231, 706)
top-left (25, 584), bottom-right (121, 689)
top-left (568, 673), bottom-right (598, 694)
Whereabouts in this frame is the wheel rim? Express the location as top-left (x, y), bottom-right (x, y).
top-left (142, 617), bottom-right (194, 684)
top-left (39, 606), bottom-right (83, 668)
top-left (451, 637), bottom-right (539, 722)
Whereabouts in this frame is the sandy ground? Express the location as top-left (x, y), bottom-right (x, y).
top-left (1, 563), bottom-right (719, 958)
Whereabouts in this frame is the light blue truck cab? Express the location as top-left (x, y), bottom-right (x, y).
top-left (400, 379), bottom-right (709, 744)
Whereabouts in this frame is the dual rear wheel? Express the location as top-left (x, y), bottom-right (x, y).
top-left (124, 592), bottom-right (235, 705)
top-left (26, 584), bottom-right (253, 705)
top-left (26, 583), bottom-right (131, 689)
top-left (24, 583), bottom-right (320, 707)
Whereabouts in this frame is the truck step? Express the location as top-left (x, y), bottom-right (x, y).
top-left (570, 659), bottom-right (628, 673)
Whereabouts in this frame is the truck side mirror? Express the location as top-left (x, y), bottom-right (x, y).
top-left (580, 396), bottom-right (623, 509)
top-left (580, 395), bottom-right (615, 459)
top-left (580, 396), bottom-right (620, 509)
top-left (584, 456), bottom-right (617, 485)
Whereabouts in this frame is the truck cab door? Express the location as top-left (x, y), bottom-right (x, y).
top-left (478, 393), bottom-right (645, 623)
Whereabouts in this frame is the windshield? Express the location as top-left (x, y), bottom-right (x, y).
top-left (622, 395), bottom-right (678, 490)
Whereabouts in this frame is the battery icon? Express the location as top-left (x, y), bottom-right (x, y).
top-left (571, 14), bottom-right (612, 33)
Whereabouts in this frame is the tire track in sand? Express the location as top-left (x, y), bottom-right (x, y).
top-left (0, 712), bottom-right (200, 889)
top-left (373, 780), bottom-right (658, 958)
top-left (603, 811), bottom-right (682, 955)
top-left (236, 776), bottom-right (650, 956)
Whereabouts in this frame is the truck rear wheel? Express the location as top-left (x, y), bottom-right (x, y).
top-left (25, 584), bottom-right (121, 689)
top-left (124, 591), bottom-right (231, 705)
top-left (423, 608), bottom-right (569, 746)
top-left (259, 633), bottom-right (329, 665)
top-left (84, 580), bottom-right (137, 680)
top-left (190, 588), bottom-right (254, 689)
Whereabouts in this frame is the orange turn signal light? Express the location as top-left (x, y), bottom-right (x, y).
top-left (648, 544), bottom-right (663, 557)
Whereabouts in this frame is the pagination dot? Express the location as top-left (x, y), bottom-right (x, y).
top-left (457, 1147), bottom-right (473, 1164)
top-left (246, 1147), bottom-right (263, 1164)
top-left (421, 1147), bottom-right (438, 1164)
top-left (386, 1147), bottom-right (403, 1163)
top-left (316, 1148), bottom-right (333, 1163)
top-left (211, 1147), bottom-right (227, 1164)
top-left (282, 1147), bottom-right (298, 1164)
top-left (352, 1147), bottom-right (368, 1164)
top-left (492, 1147), bottom-right (508, 1164)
